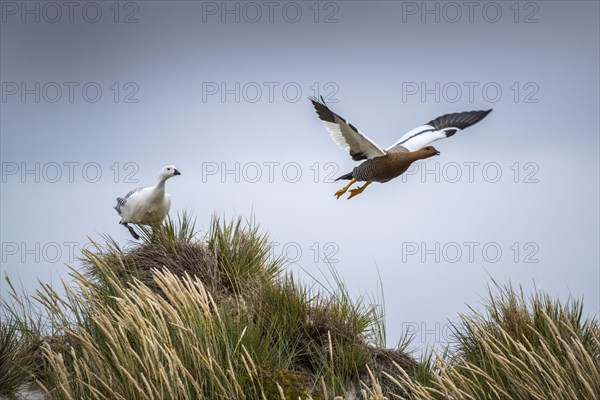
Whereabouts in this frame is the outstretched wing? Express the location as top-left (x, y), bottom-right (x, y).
top-left (387, 109), bottom-right (492, 152)
top-left (311, 97), bottom-right (386, 161)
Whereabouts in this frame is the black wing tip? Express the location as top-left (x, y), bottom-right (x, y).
top-left (310, 96), bottom-right (337, 123)
top-left (476, 108), bottom-right (493, 115)
top-left (468, 108), bottom-right (493, 122)
top-left (466, 108), bottom-right (493, 116)
top-left (473, 108), bottom-right (493, 123)
top-left (309, 96), bottom-right (327, 105)
top-left (428, 108), bottom-right (493, 130)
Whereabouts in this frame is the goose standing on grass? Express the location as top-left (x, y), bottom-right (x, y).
top-left (114, 165), bottom-right (181, 239)
top-left (310, 97), bottom-right (492, 199)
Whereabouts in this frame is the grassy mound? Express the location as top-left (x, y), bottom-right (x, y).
top-left (0, 318), bottom-right (34, 397)
top-left (1, 214), bottom-right (598, 399)
top-left (367, 283), bottom-right (600, 400)
top-left (3, 215), bottom-right (405, 399)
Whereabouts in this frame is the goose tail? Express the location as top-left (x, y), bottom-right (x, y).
top-left (335, 171), bottom-right (354, 181)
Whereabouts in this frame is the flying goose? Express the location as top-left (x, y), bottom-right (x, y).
top-left (114, 165), bottom-right (181, 239)
top-left (310, 97), bottom-right (492, 199)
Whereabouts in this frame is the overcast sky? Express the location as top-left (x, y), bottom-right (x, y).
top-left (1, 1), bottom-right (598, 351)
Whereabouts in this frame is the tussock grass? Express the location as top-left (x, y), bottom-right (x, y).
top-left (206, 215), bottom-right (283, 296)
top-left (0, 318), bottom-right (34, 396)
top-left (0, 214), bottom-right (598, 400)
top-left (2, 215), bottom-right (393, 399)
top-left (0, 278), bottom-right (46, 397)
top-left (367, 282), bottom-right (600, 400)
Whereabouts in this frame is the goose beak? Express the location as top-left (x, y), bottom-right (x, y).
top-left (435, 151), bottom-right (441, 156)
top-left (174, 169), bottom-right (181, 176)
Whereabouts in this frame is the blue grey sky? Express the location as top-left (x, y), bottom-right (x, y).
top-left (1, 1), bottom-right (599, 350)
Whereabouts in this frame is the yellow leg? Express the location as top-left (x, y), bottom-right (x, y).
top-left (334, 178), bottom-right (356, 199)
top-left (348, 181), bottom-right (372, 200)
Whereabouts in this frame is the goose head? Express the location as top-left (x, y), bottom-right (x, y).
top-left (418, 146), bottom-right (440, 159)
top-left (158, 165), bottom-right (181, 182)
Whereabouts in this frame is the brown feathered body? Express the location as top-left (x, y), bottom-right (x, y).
top-left (337, 147), bottom-right (438, 183)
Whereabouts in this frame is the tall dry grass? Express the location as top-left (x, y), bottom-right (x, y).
top-left (5, 215), bottom-right (396, 399)
top-left (363, 283), bottom-right (600, 400)
top-left (0, 214), bottom-right (598, 400)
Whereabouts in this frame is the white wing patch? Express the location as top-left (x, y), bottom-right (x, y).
top-left (388, 109), bottom-right (492, 152)
top-left (321, 116), bottom-right (386, 160)
top-left (387, 125), bottom-right (450, 152)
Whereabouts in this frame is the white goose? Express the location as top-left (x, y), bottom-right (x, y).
top-left (114, 165), bottom-right (181, 239)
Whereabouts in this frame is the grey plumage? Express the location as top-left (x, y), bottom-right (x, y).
top-left (352, 161), bottom-right (381, 182)
top-left (114, 187), bottom-right (143, 216)
top-left (344, 153), bottom-right (413, 183)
